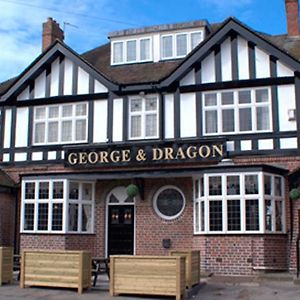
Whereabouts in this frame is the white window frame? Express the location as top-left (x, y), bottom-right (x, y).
top-left (161, 30), bottom-right (203, 60)
top-left (202, 87), bottom-right (272, 136)
top-left (128, 95), bottom-right (159, 140)
top-left (193, 172), bottom-right (285, 235)
top-left (21, 179), bottom-right (95, 234)
top-left (33, 102), bottom-right (88, 145)
top-left (111, 37), bottom-right (153, 65)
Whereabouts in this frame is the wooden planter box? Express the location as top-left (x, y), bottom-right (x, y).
top-left (110, 255), bottom-right (186, 300)
top-left (20, 250), bottom-right (91, 294)
top-left (0, 247), bottom-right (13, 286)
top-left (170, 250), bottom-right (200, 289)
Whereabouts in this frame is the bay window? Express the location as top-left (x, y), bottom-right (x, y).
top-left (194, 172), bottom-right (285, 234)
top-left (203, 88), bottom-right (271, 135)
top-left (33, 102), bottom-right (88, 145)
top-left (21, 179), bottom-right (95, 233)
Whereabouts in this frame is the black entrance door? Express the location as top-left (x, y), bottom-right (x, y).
top-left (108, 205), bottom-right (134, 256)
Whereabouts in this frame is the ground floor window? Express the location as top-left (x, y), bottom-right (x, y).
top-left (194, 172), bottom-right (285, 234)
top-left (21, 179), bottom-right (95, 233)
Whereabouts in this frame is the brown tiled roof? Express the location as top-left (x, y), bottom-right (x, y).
top-left (0, 77), bottom-right (17, 96)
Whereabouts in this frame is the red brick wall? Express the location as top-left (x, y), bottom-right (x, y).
top-left (20, 234), bottom-right (66, 250)
top-left (0, 192), bottom-right (15, 247)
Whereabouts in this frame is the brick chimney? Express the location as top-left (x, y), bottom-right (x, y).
top-left (42, 17), bottom-right (64, 51)
top-left (285, 0), bottom-right (300, 36)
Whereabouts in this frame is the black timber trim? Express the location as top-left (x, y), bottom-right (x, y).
top-left (160, 17), bottom-right (300, 88)
top-left (123, 96), bottom-right (128, 141)
top-left (88, 101), bottom-right (94, 144)
top-left (159, 93), bottom-right (164, 140)
top-left (231, 34), bottom-right (238, 81)
top-left (58, 55), bottom-right (65, 96)
top-left (270, 56), bottom-right (280, 150)
top-left (179, 77), bottom-right (294, 93)
top-left (29, 81), bottom-right (34, 100)
top-left (0, 107), bottom-right (4, 159)
top-left (174, 88), bottom-right (180, 139)
top-left (295, 76), bottom-right (300, 147)
top-left (9, 107), bottom-right (16, 161)
top-left (214, 45), bottom-right (222, 82)
top-left (72, 64), bottom-right (78, 95)
top-left (195, 64), bottom-right (202, 137)
top-left (107, 93), bottom-right (114, 142)
top-left (27, 107), bottom-right (33, 160)
top-left (89, 74), bottom-right (95, 94)
top-left (45, 65), bottom-right (51, 98)
top-left (248, 41), bottom-right (256, 79)
top-left (1, 41), bottom-right (117, 102)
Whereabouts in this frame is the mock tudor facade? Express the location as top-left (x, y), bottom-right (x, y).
top-left (1, 0), bottom-right (300, 276)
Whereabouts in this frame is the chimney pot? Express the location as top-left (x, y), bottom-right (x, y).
top-left (42, 17), bottom-right (64, 51)
top-left (285, 0), bottom-right (300, 36)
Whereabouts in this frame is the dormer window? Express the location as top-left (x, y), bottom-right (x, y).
top-left (112, 37), bottom-right (152, 65)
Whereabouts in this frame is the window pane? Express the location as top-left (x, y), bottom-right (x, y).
top-left (209, 200), bottom-right (223, 231)
top-left (275, 201), bottom-right (283, 231)
top-left (176, 34), bottom-right (187, 56)
top-left (38, 203), bottom-right (48, 230)
top-left (127, 40), bottom-right (136, 61)
top-left (82, 204), bottom-right (92, 232)
top-left (191, 32), bottom-right (202, 49)
top-left (82, 183), bottom-right (92, 200)
top-left (34, 123), bottom-right (45, 143)
top-left (195, 202), bottom-right (199, 232)
top-left (275, 176), bottom-right (282, 196)
top-left (140, 38), bottom-right (150, 60)
top-left (69, 182), bottom-right (79, 199)
top-left (256, 89), bottom-right (268, 103)
top-left (204, 94), bottom-right (217, 106)
top-left (62, 105), bottom-right (73, 117)
top-left (222, 109), bottom-right (234, 132)
top-left (195, 180), bottom-right (199, 199)
top-left (264, 175), bottom-right (272, 195)
top-left (113, 42), bottom-right (123, 63)
top-left (48, 106), bottom-right (59, 118)
top-left (39, 182), bottom-right (49, 199)
top-left (53, 182), bottom-right (63, 199)
top-left (162, 36), bottom-right (173, 58)
top-left (246, 199), bottom-right (259, 231)
top-left (75, 120), bottom-right (86, 141)
top-left (48, 121), bottom-right (58, 143)
top-left (130, 115), bottom-right (141, 138)
top-left (238, 90), bottom-right (251, 104)
top-left (257, 107), bottom-right (270, 130)
top-left (227, 200), bottom-right (241, 231)
top-left (52, 203), bottom-right (63, 231)
top-left (265, 199), bottom-right (272, 231)
top-left (221, 92), bottom-right (233, 105)
top-left (239, 108), bottom-right (252, 131)
top-left (227, 176), bottom-right (240, 195)
top-left (145, 98), bottom-right (157, 111)
top-left (24, 203), bottom-right (34, 230)
top-left (76, 103), bottom-right (87, 116)
top-left (245, 175), bottom-right (258, 194)
top-left (209, 176), bottom-right (222, 195)
top-left (205, 110), bottom-right (217, 133)
top-left (61, 120), bottom-right (72, 141)
top-left (145, 114), bottom-right (157, 137)
top-left (68, 203), bottom-right (78, 231)
top-left (25, 182), bottom-right (35, 199)
top-left (200, 177), bottom-right (204, 197)
top-left (200, 201), bottom-right (205, 231)
top-left (35, 107), bottom-right (46, 120)
top-left (130, 99), bottom-right (142, 112)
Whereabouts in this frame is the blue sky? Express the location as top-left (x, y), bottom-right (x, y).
top-left (0, 0), bottom-right (291, 83)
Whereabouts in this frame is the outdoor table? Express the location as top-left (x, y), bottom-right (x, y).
top-left (92, 257), bottom-right (110, 286)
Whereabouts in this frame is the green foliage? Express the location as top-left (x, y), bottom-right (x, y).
top-left (289, 188), bottom-right (300, 200)
top-left (126, 184), bottom-right (139, 197)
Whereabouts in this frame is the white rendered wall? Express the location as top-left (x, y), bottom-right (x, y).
top-left (94, 80), bottom-right (108, 93)
top-left (180, 70), bottom-right (195, 86)
top-left (180, 93), bottom-right (196, 138)
top-left (64, 58), bottom-right (73, 95)
top-left (34, 71), bottom-right (46, 99)
top-left (15, 107), bottom-right (29, 147)
top-left (93, 100), bottom-right (108, 143)
top-left (77, 67), bottom-right (89, 94)
top-left (17, 86), bottom-right (30, 101)
top-left (277, 85), bottom-right (296, 131)
top-left (164, 94), bottom-right (174, 139)
top-left (50, 58), bottom-right (60, 97)
top-left (237, 36), bottom-right (249, 80)
top-left (112, 98), bottom-right (123, 142)
top-left (4, 109), bottom-right (12, 148)
top-left (201, 52), bottom-right (215, 83)
top-left (221, 38), bottom-right (232, 81)
top-left (277, 61), bottom-right (294, 77)
top-left (255, 47), bottom-right (270, 78)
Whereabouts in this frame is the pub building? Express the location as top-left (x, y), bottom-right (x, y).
top-left (1, 0), bottom-right (300, 277)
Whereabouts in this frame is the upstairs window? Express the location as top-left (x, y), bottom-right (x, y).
top-left (112, 38), bottom-right (152, 64)
top-left (33, 102), bottom-right (88, 145)
top-left (161, 31), bottom-right (203, 60)
top-left (203, 88), bottom-right (271, 135)
top-left (129, 95), bottom-right (159, 139)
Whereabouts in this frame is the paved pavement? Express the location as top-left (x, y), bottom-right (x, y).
top-left (0, 274), bottom-right (299, 300)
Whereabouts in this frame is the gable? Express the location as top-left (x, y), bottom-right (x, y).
top-left (1, 41), bottom-right (117, 103)
top-left (162, 18), bottom-right (299, 87)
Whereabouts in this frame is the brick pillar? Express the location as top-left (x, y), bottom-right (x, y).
top-left (285, 0), bottom-right (300, 36)
top-left (42, 17), bottom-right (64, 51)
